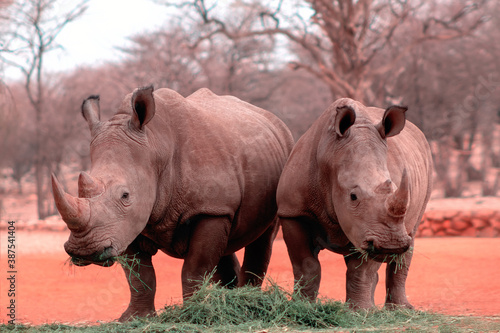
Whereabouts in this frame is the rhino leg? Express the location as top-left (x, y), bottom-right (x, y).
top-left (181, 216), bottom-right (231, 299)
top-left (344, 255), bottom-right (381, 309)
top-left (239, 220), bottom-right (279, 287)
top-left (281, 217), bottom-right (321, 300)
top-left (119, 235), bottom-right (158, 322)
top-left (214, 253), bottom-right (241, 288)
top-left (384, 238), bottom-right (414, 309)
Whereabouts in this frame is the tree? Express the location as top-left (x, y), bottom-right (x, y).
top-left (0, 82), bottom-right (15, 167)
top-left (391, 0), bottom-right (500, 197)
top-left (0, 0), bottom-right (89, 218)
top-left (157, 0), bottom-right (490, 104)
top-left (0, 83), bottom-right (37, 194)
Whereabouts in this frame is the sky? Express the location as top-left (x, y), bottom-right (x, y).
top-left (5, 0), bottom-right (174, 79)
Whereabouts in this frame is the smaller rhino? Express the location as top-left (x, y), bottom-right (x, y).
top-left (277, 98), bottom-right (433, 309)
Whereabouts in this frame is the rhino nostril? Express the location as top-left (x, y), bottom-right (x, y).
top-left (96, 247), bottom-right (115, 262)
top-left (400, 242), bottom-right (410, 253)
top-left (363, 239), bottom-right (375, 253)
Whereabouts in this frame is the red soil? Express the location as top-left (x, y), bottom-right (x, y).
top-left (1, 231), bottom-right (499, 325)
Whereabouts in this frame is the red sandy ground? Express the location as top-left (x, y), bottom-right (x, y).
top-left (0, 231), bottom-right (499, 325)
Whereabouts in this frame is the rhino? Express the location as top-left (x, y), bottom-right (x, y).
top-left (52, 86), bottom-right (294, 321)
top-left (277, 98), bottom-right (433, 309)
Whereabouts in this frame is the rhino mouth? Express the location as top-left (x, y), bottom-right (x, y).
top-left (69, 246), bottom-right (117, 267)
top-left (363, 240), bottom-right (410, 256)
top-left (352, 239), bottom-right (411, 263)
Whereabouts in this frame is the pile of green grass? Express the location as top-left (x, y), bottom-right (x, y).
top-left (154, 278), bottom-right (435, 332)
top-left (3, 276), bottom-right (500, 332)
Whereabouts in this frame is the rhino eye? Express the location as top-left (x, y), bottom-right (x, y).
top-left (121, 192), bottom-right (129, 200)
top-left (350, 193), bottom-right (358, 201)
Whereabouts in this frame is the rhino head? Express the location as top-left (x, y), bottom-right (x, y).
top-left (52, 86), bottom-right (158, 266)
top-left (320, 99), bottom-right (411, 259)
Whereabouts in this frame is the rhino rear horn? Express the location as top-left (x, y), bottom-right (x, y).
top-left (78, 172), bottom-right (104, 198)
top-left (52, 174), bottom-right (90, 230)
top-left (386, 169), bottom-right (409, 218)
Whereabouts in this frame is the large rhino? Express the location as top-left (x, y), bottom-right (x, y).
top-left (277, 98), bottom-right (433, 309)
top-left (52, 86), bottom-right (294, 321)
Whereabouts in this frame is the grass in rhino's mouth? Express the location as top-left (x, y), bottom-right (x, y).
top-left (345, 246), bottom-right (413, 273)
top-left (383, 248), bottom-right (413, 273)
top-left (65, 253), bottom-right (152, 292)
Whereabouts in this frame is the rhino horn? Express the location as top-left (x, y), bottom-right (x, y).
top-left (386, 169), bottom-right (409, 218)
top-left (52, 174), bottom-right (90, 230)
top-left (78, 172), bottom-right (104, 198)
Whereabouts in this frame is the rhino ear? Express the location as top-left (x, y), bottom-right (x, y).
top-left (377, 105), bottom-right (407, 138)
top-left (81, 95), bottom-right (101, 131)
top-left (130, 85), bottom-right (155, 130)
top-left (334, 105), bottom-right (356, 137)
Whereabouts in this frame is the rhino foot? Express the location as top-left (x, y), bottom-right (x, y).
top-left (118, 307), bottom-right (156, 322)
top-left (384, 300), bottom-right (414, 311)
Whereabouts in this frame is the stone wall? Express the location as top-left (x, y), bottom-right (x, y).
top-left (417, 209), bottom-right (500, 237)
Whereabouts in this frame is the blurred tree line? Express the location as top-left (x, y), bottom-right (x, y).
top-left (0, 0), bottom-right (499, 219)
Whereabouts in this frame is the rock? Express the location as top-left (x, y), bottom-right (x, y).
top-left (476, 227), bottom-right (498, 237)
top-left (424, 210), bottom-right (447, 221)
top-left (434, 230), bottom-right (448, 237)
top-left (444, 210), bottom-right (461, 220)
top-left (470, 218), bottom-right (490, 230)
top-left (492, 219), bottom-right (500, 231)
top-left (443, 219), bottom-right (452, 230)
top-left (445, 228), bottom-right (461, 236)
top-left (450, 216), bottom-right (471, 231)
top-left (418, 228), bottom-right (434, 237)
top-left (459, 227), bottom-right (477, 237)
top-left (419, 218), bottom-right (431, 230)
top-left (472, 209), bottom-right (497, 221)
top-left (431, 221), bottom-right (446, 233)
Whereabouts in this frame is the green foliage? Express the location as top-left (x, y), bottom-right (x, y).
top-left (153, 276), bottom-right (443, 332)
top-left (2, 276), bottom-right (499, 332)
top-left (114, 253), bottom-right (152, 292)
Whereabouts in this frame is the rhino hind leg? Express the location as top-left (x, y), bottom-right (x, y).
top-left (213, 253), bottom-right (241, 288)
top-left (344, 255), bottom-right (381, 309)
top-left (384, 239), bottom-right (415, 309)
top-left (118, 235), bottom-right (158, 322)
top-left (239, 220), bottom-right (279, 287)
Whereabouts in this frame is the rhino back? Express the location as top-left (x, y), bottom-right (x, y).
top-left (148, 88), bottom-right (293, 250)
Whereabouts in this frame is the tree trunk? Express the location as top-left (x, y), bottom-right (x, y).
top-left (482, 169), bottom-right (500, 196)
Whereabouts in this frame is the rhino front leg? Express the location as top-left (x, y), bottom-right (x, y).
top-left (384, 239), bottom-right (414, 309)
top-left (214, 253), bottom-right (241, 288)
top-left (239, 220), bottom-right (279, 287)
top-left (181, 216), bottom-right (231, 298)
top-left (119, 235), bottom-right (158, 322)
top-left (344, 255), bottom-right (381, 309)
top-left (281, 217), bottom-right (321, 300)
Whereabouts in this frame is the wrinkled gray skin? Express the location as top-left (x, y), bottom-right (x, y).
top-left (52, 86), bottom-right (294, 321)
top-left (277, 98), bottom-right (433, 309)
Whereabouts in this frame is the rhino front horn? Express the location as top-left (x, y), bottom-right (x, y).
top-left (52, 174), bottom-right (90, 230)
top-left (386, 169), bottom-right (409, 218)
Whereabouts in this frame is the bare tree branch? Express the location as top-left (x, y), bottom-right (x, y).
top-left (0, 0), bottom-right (89, 219)
top-left (157, 0), bottom-right (491, 102)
